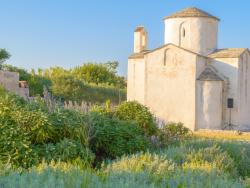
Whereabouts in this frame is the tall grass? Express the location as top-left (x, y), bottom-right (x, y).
top-left (0, 168), bottom-right (244, 188)
top-left (0, 138), bottom-right (249, 187)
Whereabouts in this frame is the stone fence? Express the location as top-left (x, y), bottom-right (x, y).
top-left (43, 86), bottom-right (115, 113)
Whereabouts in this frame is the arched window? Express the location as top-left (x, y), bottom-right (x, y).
top-left (179, 22), bottom-right (186, 46)
top-left (163, 49), bottom-right (169, 66)
top-left (182, 28), bottom-right (186, 37)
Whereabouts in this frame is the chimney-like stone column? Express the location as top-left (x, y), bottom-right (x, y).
top-left (134, 26), bottom-right (148, 53)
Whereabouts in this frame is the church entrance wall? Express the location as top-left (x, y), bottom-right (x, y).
top-left (196, 80), bottom-right (223, 129)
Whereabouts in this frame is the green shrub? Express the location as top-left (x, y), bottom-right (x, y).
top-left (38, 139), bottom-right (94, 167)
top-left (115, 101), bottom-right (157, 136)
top-left (31, 160), bottom-right (86, 173)
top-left (49, 108), bottom-right (89, 146)
top-left (183, 139), bottom-right (250, 178)
top-left (88, 113), bottom-right (149, 160)
top-left (158, 122), bottom-right (190, 146)
top-left (0, 118), bottom-right (34, 168)
top-left (156, 144), bottom-right (238, 178)
top-left (0, 91), bottom-right (37, 168)
top-left (90, 100), bottom-right (114, 117)
top-left (15, 108), bottom-right (55, 144)
top-left (185, 145), bottom-right (237, 176)
top-left (0, 89), bottom-right (93, 168)
top-left (0, 89), bottom-right (56, 145)
top-left (217, 141), bottom-right (250, 178)
top-left (104, 152), bottom-right (176, 176)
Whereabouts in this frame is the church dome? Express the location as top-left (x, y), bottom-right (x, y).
top-left (164, 7), bottom-right (219, 55)
top-left (164, 7), bottom-right (220, 21)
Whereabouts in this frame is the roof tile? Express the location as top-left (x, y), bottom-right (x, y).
top-left (164, 7), bottom-right (219, 21)
top-left (208, 48), bottom-right (247, 58)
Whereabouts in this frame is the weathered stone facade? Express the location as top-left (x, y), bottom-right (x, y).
top-left (127, 7), bottom-right (250, 131)
top-left (0, 70), bottom-right (29, 99)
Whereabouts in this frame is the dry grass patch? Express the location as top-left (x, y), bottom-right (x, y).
top-left (194, 130), bottom-right (250, 142)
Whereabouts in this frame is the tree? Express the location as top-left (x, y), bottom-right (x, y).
top-left (71, 62), bottom-right (126, 88)
top-left (72, 63), bottom-right (115, 85)
top-left (50, 74), bottom-right (84, 102)
top-left (0, 49), bottom-right (10, 69)
top-left (105, 61), bottom-right (119, 74)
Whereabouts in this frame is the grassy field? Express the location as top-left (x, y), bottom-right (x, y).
top-left (0, 134), bottom-right (250, 188)
top-left (0, 88), bottom-right (249, 187)
top-left (194, 130), bottom-right (250, 142)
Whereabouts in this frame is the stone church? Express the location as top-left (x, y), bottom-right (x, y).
top-left (127, 7), bottom-right (250, 131)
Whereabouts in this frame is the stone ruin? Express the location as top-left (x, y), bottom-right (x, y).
top-left (0, 70), bottom-right (29, 99)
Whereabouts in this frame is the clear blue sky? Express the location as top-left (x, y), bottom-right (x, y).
top-left (0, 0), bottom-right (249, 76)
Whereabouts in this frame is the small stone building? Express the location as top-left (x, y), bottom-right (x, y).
top-left (127, 7), bottom-right (250, 131)
top-left (0, 70), bottom-right (29, 99)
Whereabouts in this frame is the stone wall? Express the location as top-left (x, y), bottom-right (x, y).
top-left (128, 44), bottom-right (208, 131)
top-left (237, 51), bottom-right (250, 130)
top-left (127, 58), bottom-right (146, 104)
top-left (200, 54), bottom-right (250, 130)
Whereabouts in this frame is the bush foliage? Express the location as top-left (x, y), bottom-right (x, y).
top-left (88, 113), bottom-right (149, 160)
top-left (1, 87), bottom-right (250, 187)
top-left (0, 88), bottom-right (95, 168)
top-left (104, 152), bottom-right (176, 176)
top-left (0, 88), bottom-right (149, 168)
top-left (158, 122), bottom-right (190, 146)
top-left (37, 139), bottom-right (95, 166)
top-left (115, 101), bottom-right (157, 136)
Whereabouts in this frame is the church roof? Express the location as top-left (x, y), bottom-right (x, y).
top-left (208, 48), bottom-right (248, 58)
top-left (128, 50), bottom-right (150, 59)
top-left (164, 7), bottom-right (220, 21)
top-left (197, 67), bottom-right (223, 81)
